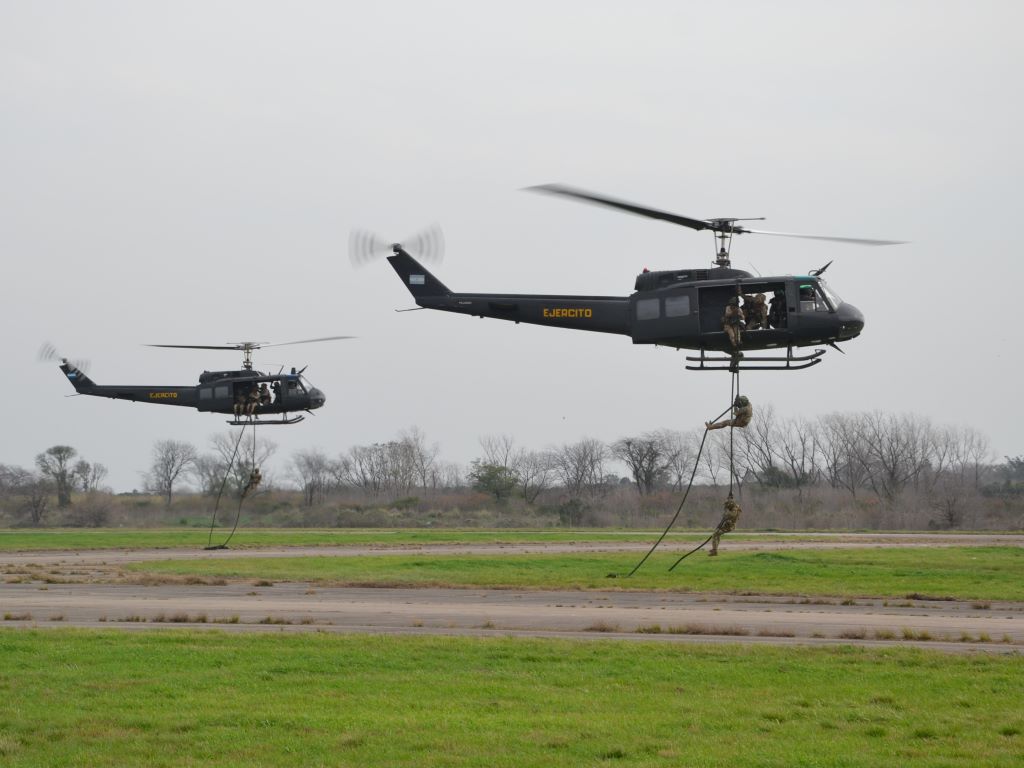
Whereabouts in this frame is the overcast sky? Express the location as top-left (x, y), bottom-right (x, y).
top-left (2, 1), bottom-right (1021, 492)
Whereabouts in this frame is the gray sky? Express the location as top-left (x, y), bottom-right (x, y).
top-left (2, 1), bottom-right (1021, 492)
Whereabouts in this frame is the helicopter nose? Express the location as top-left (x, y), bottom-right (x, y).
top-left (836, 303), bottom-right (865, 340)
top-left (308, 388), bottom-right (326, 409)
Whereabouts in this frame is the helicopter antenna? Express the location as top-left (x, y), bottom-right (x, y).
top-left (526, 184), bottom-right (906, 269)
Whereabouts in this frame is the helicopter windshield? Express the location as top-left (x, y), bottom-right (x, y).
top-left (817, 279), bottom-right (843, 309)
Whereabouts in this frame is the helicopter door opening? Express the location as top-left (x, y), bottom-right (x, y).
top-left (698, 282), bottom-right (789, 334)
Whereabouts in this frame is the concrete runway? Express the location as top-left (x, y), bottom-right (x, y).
top-left (3, 534), bottom-right (1022, 654)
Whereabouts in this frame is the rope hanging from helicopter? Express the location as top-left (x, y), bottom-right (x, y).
top-left (616, 369), bottom-right (743, 576)
top-left (205, 420), bottom-right (261, 550)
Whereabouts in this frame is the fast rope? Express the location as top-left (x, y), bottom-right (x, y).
top-left (205, 420), bottom-right (258, 550)
top-left (616, 368), bottom-right (744, 576)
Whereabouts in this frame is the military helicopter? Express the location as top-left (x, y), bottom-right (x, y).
top-left (355, 185), bottom-right (904, 371)
top-left (46, 337), bottom-right (351, 424)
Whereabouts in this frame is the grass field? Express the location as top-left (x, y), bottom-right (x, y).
top-left (1, 630), bottom-right (1022, 767)
top-left (0, 528), bottom-right (748, 551)
top-left (126, 546), bottom-right (1024, 601)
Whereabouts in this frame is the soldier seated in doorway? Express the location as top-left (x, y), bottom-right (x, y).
top-left (745, 293), bottom-right (768, 330)
top-left (722, 296), bottom-right (745, 351)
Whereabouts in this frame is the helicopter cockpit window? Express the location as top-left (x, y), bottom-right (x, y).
top-left (636, 298), bottom-right (661, 321)
top-left (799, 283), bottom-right (831, 313)
top-left (817, 279), bottom-right (842, 310)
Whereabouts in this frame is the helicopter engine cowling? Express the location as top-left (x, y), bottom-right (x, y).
top-left (634, 267), bottom-right (751, 292)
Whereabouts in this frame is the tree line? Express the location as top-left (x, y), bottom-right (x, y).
top-left (2, 410), bottom-right (1022, 530)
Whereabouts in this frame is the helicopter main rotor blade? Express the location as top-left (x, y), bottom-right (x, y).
top-left (260, 336), bottom-right (357, 348)
top-left (146, 344), bottom-right (249, 351)
top-left (526, 184), bottom-right (713, 232)
top-left (742, 229), bottom-right (908, 246)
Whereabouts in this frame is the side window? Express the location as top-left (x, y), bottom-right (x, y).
top-left (636, 298), bottom-right (661, 321)
top-left (214, 385), bottom-right (229, 399)
top-left (665, 295), bottom-right (690, 318)
top-left (199, 387), bottom-right (213, 401)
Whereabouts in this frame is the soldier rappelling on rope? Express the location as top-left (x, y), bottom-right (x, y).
top-left (241, 467), bottom-right (262, 499)
top-left (706, 394), bottom-right (753, 431)
top-left (709, 493), bottom-right (742, 557)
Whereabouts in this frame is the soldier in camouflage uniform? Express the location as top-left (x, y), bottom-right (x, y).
top-left (706, 394), bottom-right (753, 431)
top-left (241, 467), bottom-right (262, 499)
top-left (722, 296), bottom-right (745, 350)
top-left (744, 293), bottom-right (768, 330)
top-left (708, 493), bottom-right (741, 556)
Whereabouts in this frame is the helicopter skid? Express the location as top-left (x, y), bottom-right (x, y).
top-left (226, 414), bottom-right (305, 426)
top-left (685, 348), bottom-right (825, 371)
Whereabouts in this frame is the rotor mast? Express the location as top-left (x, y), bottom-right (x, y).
top-left (708, 218), bottom-right (765, 269)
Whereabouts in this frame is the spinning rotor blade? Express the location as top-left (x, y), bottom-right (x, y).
top-left (527, 184), bottom-right (713, 232)
top-left (348, 230), bottom-right (393, 268)
top-left (146, 344), bottom-right (257, 351)
top-left (349, 224), bottom-right (444, 267)
top-left (260, 336), bottom-right (356, 349)
top-left (38, 342), bottom-right (90, 373)
top-left (528, 183), bottom-right (907, 246)
top-left (740, 229), bottom-right (907, 246)
top-left (147, 337), bottom-right (355, 352)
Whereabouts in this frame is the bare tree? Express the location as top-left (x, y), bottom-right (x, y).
top-left (517, 450), bottom-right (554, 504)
top-left (735, 405), bottom-right (778, 485)
top-left (35, 445), bottom-right (77, 508)
top-left (699, 431), bottom-right (730, 486)
top-left (337, 441), bottom-right (413, 497)
top-left (658, 430), bottom-right (699, 492)
top-left (206, 432), bottom-right (277, 498)
top-left (773, 417), bottom-right (820, 496)
top-left (853, 412), bottom-right (934, 502)
top-left (479, 434), bottom-right (520, 472)
top-left (401, 427), bottom-right (440, 490)
top-left (611, 432), bottom-right (678, 495)
top-left (20, 474), bottom-right (53, 526)
top-left (816, 414), bottom-right (870, 496)
top-left (337, 444), bottom-right (387, 496)
top-left (550, 438), bottom-right (607, 499)
top-left (291, 448), bottom-right (336, 506)
top-left (72, 460), bottom-right (108, 493)
top-left (0, 465), bottom-right (51, 526)
top-left (190, 455), bottom-right (225, 496)
top-left (145, 440), bottom-right (198, 506)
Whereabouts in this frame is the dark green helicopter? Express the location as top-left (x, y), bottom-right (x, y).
top-left (354, 185), bottom-right (904, 371)
top-left (46, 337), bottom-right (351, 425)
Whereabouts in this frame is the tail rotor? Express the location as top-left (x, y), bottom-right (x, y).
top-left (349, 224), bottom-right (444, 267)
top-left (39, 342), bottom-right (90, 374)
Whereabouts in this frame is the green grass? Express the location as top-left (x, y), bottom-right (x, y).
top-left (126, 546), bottom-right (1024, 600)
top-left (0, 527), bottom-right (808, 551)
top-left (0, 630), bottom-right (1021, 767)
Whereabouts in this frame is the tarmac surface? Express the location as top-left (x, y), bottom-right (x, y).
top-left (3, 533), bottom-right (1022, 654)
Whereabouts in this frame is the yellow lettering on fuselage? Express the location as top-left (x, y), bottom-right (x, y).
top-left (149, 392), bottom-right (178, 399)
top-left (542, 308), bottom-right (593, 319)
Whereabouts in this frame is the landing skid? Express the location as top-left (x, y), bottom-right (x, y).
top-left (226, 414), bottom-right (305, 426)
top-left (685, 347), bottom-right (825, 371)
